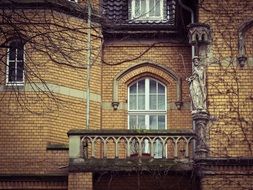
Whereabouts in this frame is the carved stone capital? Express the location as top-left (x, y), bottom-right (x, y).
top-left (192, 111), bottom-right (209, 122)
top-left (237, 55), bottom-right (247, 67)
top-left (112, 101), bottom-right (119, 110)
top-left (175, 101), bottom-right (183, 110)
top-left (188, 23), bottom-right (211, 45)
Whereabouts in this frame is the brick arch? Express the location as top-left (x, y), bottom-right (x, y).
top-left (112, 62), bottom-right (183, 110)
top-left (124, 72), bottom-right (169, 87)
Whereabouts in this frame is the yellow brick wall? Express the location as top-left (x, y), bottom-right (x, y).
top-left (102, 42), bottom-right (193, 130)
top-left (202, 175), bottom-right (253, 190)
top-left (68, 172), bottom-right (93, 190)
top-left (0, 8), bottom-right (102, 175)
top-left (199, 0), bottom-right (253, 157)
top-left (0, 92), bottom-right (49, 174)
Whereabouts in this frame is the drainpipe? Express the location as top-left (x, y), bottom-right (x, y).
top-left (178, 0), bottom-right (195, 58)
top-left (86, 0), bottom-right (92, 129)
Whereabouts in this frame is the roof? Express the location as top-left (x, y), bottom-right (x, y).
top-left (103, 0), bottom-right (176, 28)
top-left (0, 0), bottom-right (102, 23)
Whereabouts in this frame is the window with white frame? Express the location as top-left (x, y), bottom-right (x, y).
top-left (130, 0), bottom-right (164, 20)
top-left (68, 0), bottom-right (78, 2)
top-left (128, 77), bottom-right (167, 157)
top-left (6, 40), bottom-right (25, 85)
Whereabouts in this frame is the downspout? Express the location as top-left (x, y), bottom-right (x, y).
top-left (86, 0), bottom-right (92, 129)
top-left (178, 0), bottom-right (195, 58)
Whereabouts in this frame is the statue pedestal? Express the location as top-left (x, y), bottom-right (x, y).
top-left (192, 111), bottom-right (209, 159)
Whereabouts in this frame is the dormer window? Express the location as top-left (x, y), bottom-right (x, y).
top-left (130, 0), bottom-right (164, 20)
top-left (103, 0), bottom-right (176, 32)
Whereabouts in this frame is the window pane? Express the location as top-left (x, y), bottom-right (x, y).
top-left (8, 61), bottom-right (15, 82)
top-left (17, 61), bottom-right (24, 81)
top-left (138, 95), bottom-right (145, 110)
top-left (158, 95), bottom-right (165, 110)
top-left (135, 0), bottom-right (140, 17)
top-left (154, 0), bottom-right (161, 16)
top-left (130, 83), bottom-right (137, 93)
top-left (129, 94), bottom-right (137, 110)
top-left (150, 80), bottom-right (156, 93)
top-left (149, 95), bottom-right (157, 110)
top-left (138, 115), bottom-right (145, 129)
top-left (149, 0), bottom-right (155, 16)
top-left (158, 83), bottom-right (165, 93)
top-left (129, 115), bottom-right (137, 129)
top-left (140, 0), bottom-right (146, 17)
top-left (17, 47), bottom-right (24, 60)
top-left (158, 115), bottom-right (165, 129)
top-left (138, 79), bottom-right (145, 93)
top-left (149, 115), bottom-right (157, 130)
top-left (9, 46), bottom-right (15, 60)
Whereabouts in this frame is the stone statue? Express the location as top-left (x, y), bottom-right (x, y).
top-left (187, 56), bottom-right (207, 112)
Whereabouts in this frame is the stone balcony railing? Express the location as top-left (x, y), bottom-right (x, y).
top-left (68, 129), bottom-right (196, 172)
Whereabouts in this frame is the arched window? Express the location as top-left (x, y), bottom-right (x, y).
top-left (6, 39), bottom-right (25, 85)
top-left (128, 77), bottom-right (167, 130)
top-left (128, 77), bottom-right (167, 158)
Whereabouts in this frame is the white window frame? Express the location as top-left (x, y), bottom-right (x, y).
top-left (130, 0), bottom-right (164, 20)
top-left (6, 40), bottom-right (25, 86)
top-left (68, 0), bottom-right (78, 2)
top-left (128, 77), bottom-right (167, 158)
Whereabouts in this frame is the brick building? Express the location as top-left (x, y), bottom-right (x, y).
top-left (0, 0), bottom-right (252, 190)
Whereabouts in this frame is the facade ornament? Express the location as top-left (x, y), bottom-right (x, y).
top-left (237, 19), bottom-right (253, 67)
top-left (188, 23), bottom-right (211, 45)
top-left (187, 56), bottom-right (207, 113)
top-left (188, 23), bottom-right (210, 159)
top-left (237, 55), bottom-right (247, 67)
top-left (112, 101), bottom-right (119, 110)
top-left (175, 101), bottom-right (183, 110)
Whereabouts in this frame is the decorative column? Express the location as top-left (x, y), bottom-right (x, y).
top-left (187, 23), bottom-right (211, 159)
top-left (192, 112), bottom-right (209, 158)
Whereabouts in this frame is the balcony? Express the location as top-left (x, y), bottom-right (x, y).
top-left (68, 129), bottom-right (196, 172)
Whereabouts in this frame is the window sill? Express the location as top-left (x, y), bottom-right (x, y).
top-left (6, 82), bottom-right (24, 86)
top-left (4, 82), bottom-right (25, 91)
top-left (128, 18), bottom-right (170, 23)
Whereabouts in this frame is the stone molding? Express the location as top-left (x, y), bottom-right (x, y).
top-left (112, 62), bottom-right (183, 110)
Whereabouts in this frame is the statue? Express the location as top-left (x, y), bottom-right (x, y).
top-left (187, 56), bottom-right (207, 112)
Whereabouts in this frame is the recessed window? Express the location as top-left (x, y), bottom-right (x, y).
top-left (6, 40), bottom-right (25, 85)
top-left (128, 77), bottom-right (167, 157)
top-left (130, 0), bottom-right (164, 20)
